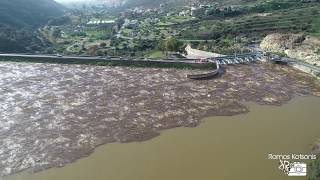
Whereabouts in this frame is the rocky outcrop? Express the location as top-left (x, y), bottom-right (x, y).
top-left (260, 33), bottom-right (320, 67)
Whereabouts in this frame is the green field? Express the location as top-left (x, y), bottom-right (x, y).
top-left (147, 50), bottom-right (166, 58)
top-left (84, 29), bottom-right (112, 40)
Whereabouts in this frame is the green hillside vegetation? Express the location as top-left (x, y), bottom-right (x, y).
top-left (0, 27), bottom-right (51, 52)
top-left (179, 0), bottom-right (320, 54)
top-left (121, 0), bottom-right (188, 8)
top-left (0, 0), bottom-right (64, 27)
top-left (122, 0), bottom-right (265, 8)
top-left (0, 0), bottom-right (64, 52)
top-left (309, 158), bottom-right (320, 180)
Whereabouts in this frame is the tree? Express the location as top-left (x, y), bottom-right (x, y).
top-left (51, 28), bottom-right (61, 43)
top-left (100, 42), bottom-right (107, 47)
top-left (157, 40), bottom-right (166, 53)
top-left (165, 37), bottom-right (183, 52)
top-left (87, 45), bottom-right (98, 56)
top-left (47, 16), bottom-right (71, 26)
top-left (309, 159), bottom-right (320, 180)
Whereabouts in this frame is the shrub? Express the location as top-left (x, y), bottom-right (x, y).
top-left (100, 42), bottom-right (107, 47)
top-left (309, 159), bottom-right (320, 180)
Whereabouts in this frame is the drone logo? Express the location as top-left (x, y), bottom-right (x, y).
top-left (279, 160), bottom-right (307, 176)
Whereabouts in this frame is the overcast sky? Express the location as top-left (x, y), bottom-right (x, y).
top-left (55, 0), bottom-right (90, 3)
top-left (55, 0), bottom-right (105, 4)
top-left (54, 0), bottom-right (124, 6)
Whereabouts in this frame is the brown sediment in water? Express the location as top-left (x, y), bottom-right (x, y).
top-left (0, 62), bottom-right (319, 176)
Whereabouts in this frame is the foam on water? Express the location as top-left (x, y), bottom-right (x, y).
top-left (0, 62), bottom-right (319, 176)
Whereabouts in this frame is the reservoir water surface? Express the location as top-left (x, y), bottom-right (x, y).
top-left (6, 97), bottom-right (320, 180)
top-left (0, 62), bottom-right (320, 179)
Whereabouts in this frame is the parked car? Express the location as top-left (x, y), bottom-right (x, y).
top-left (195, 58), bottom-right (208, 63)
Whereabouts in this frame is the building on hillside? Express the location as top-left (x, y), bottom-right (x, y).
top-left (87, 19), bottom-right (115, 26)
top-left (145, 18), bottom-right (159, 24)
top-left (85, 19), bottom-right (115, 31)
top-left (123, 19), bottom-right (139, 29)
top-left (190, 6), bottom-right (198, 16)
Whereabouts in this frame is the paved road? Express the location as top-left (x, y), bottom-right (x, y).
top-left (291, 60), bottom-right (320, 72)
top-left (180, 39), bottom-right (216, 42)
top-left (267, 56), bottom-right (320, 76)
top-left (268, 56), bottom-right (320, 72)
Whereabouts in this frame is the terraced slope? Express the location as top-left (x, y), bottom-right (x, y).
top-left (181, 2), bottom-right (320, 39)
top-left (0, 0), bottom-right (64, 28)
top-left (0, 0), bottom-right (64, 52)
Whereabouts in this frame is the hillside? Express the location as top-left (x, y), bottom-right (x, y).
top-left (178, 0), bottom-right (320, 54)
top-left (121, 0), bottom-right (260, 8)
top-left (0, 0), bottom-right (64, 53)
top-left (119, 0), bottom-right (186, 8)
top-left (0, 0), bottom-right (64, 28)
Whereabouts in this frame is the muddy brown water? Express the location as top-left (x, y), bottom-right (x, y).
top-left (5, 97), bottom-right (320, 180)
top-left (0, 61), bottom-right (320, 179)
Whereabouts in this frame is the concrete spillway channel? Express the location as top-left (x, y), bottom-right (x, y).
top-left (186, 61), bottom-right (220, 80)
top-left (214, 54), bottom-right (262, 65)
top-left (185, 54), bottom-right (265, 80)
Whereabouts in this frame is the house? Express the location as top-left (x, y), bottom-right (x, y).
top-left (179, 11), bottom-right (187, 16)
top-left (191, 6), bottom-right (198, 16)
top-left (145, 18), bottom-right (159, 24)
top-left (124, 19), bottom-right (139, 29)
top-left (87, 19), bottom-right (115, 26)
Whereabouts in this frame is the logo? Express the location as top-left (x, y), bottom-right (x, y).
top-left (279, 160), bottom-right (307, 176)
top-left (268, 153), bottom-right (315, 177)
top-left (288, 162), bottom-right (307, 176)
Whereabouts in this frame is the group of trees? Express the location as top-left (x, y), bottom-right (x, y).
top-left (252, 0), bottom-right (301, 13)
top-left (0, 27), bottom-right (50, 53)
top-left (47, 16), bottom-right (72, 26)
top-left (195, 6), bottom-right (246, 19)
top-left (249, 0), bottom-right (319, 13)
top-left (0, 0), bottom-right (64, 28)
top-left (86, 37), bottom-right (185, 57)
top-left (309, 158), bottom-right (320, 180)
top-left (158, 37), bottom-right (184, 54)
top-left (187, 37), bottom-right (249, 55)
top-left (0, 0), bottom-right (64, 53)
top-left (194, 0), bottom-right (320, 20)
